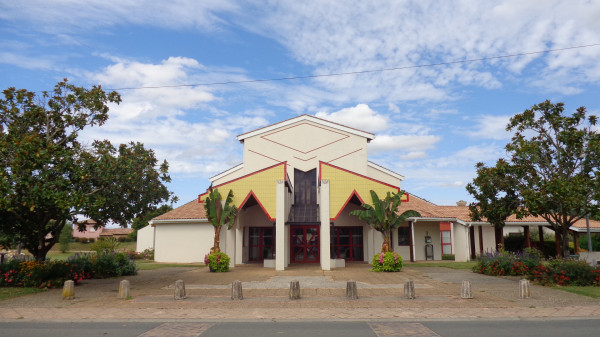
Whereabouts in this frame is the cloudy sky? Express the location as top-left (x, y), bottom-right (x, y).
top-left (1, 0), bottom-right (599, 208)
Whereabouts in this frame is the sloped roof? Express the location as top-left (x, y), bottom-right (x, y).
top-left (398, 193), bottom-right (600, 230)
top-left (99, 228), bottom-right (133, 236)
top-left (236, 114), bottom-right (375, 142)
top-left (152, 199), bottom-right (207, 221)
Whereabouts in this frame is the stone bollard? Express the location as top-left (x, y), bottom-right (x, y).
top-left (404, 279), bottom-right (415, 299)
top-left (118, 279), bottom-right (130, 299)
top-left (289, 280), bottom-right (301, 300)
top-left (62, 280), bottom-right (75, 300)
top-left (174, 279), bottom-right (186, 300)
top-left (231, 280), bottom-right (243, 300)
top-left (346, 280), bottom-right (358, 299)
top-left (519, 279), bottom-right (531, 299)
top-left (461, 280), bottom-right (473, 299)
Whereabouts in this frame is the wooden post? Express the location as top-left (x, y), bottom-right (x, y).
top-left (404, 279), bottom-right (415, 299)
top-left (231, 280), bottom-right (243, 300)
top-left (461, 280), bottom-right (473, 299)
top-left (62, 280), bottom-right (75, 300)
top-left (289, 280), bottom-right (300, 300)
top-left (519, 279), bottom-right (531, 299)
top-left (118, 280), bottom-right (130, 299)
top-left (469, 226), bottom-right (476, 259)
top-left (539, 226), bottom-right (544, 244)
top-left (478, 226), bottom-right (484, 254)
top-left (174, 279), bottom-right (186, 300)
top-left (524, 226), bottom-right (531, 248)
top-left (573, 231), bottom-right (579, 255)
top-left (346, 280), bottom-right (358, 299)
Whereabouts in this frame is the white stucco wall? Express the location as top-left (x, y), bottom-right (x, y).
top-left (154, 222), bottom-right (213, 263)
top-left (413, 222), bottom-right (442, 261)
top-left (136, 225), bottom-right (155, 252)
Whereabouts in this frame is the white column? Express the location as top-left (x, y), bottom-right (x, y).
top-left (276, 180), bottom-right (286, 271)
top-left (320, 180), bottom-right (331, 270)
top-left (235, 219), bottom-right (243, 265)
top-left (225, 223), bottom-right (236, 268)
top-left (453, 223), bottom-right (469, 262)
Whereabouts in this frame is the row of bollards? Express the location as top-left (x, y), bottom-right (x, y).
top-left (61, 278), bottom-right (533, 301)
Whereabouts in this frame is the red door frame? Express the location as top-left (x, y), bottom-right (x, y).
top-left (290, 225), bottom-right (320, 263)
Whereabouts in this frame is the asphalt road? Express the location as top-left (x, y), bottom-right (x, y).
top-left (1, 319), bottom-right (599, 337)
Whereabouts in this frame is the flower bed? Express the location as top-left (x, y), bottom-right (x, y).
top-left (0, 252), bottom-right (137, 289)
top-left (204, 252), bottom-right (230, 272)
top-left (474, 248), bottom-right (600, 287)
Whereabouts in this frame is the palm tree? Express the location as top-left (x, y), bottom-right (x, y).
top-left (204, 187), bottom-right (238, 253)
top-left (350, 190), bottom-right (420, 253)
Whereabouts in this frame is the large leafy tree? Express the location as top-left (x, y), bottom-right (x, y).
top-left (0, 80), bottom-right (174, 260)
top-left (350, 190), bottom-right (420, 253)
top-left (467, 100), bottom-right (600, 257)
top-left (466, 159), bottom-right (522, 249)
top-left (203, 187), bottom-right (238, 254)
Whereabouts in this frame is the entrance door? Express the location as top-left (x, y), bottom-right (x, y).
top-left (290, 225), bottom-right (320, 263)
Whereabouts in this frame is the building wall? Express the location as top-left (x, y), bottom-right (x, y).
top-left (154, 222), bottom-right (213, 263)
top-left (136, 225), bottom-right (155, 252)
top-left (413, 222), bottom-right (442, 261)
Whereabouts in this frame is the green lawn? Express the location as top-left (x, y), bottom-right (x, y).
top-left (0, 288), bottom-right (45, 301)
top-left (405, 261), bottom-right (477, 270)
top-left (555, 286), bottom-right (600, 298)
top-left (47, 241), bottom-right (137, 261)
top-left (136, 260), bottom-right (205, 270)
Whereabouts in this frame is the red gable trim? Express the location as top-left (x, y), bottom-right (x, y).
top-left (332, 189), bottom-right (365, 221)
top-left (198, 162), bottom-right (286, 202)
top-left (239, 190), bottom-right (275, 221)
top-left (319, 161), bottom-right (400, 191)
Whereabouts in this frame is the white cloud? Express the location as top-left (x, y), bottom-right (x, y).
top-left (369, 134), bottom-right (441, 153)
top-left (315, 104), bottom-right (388, 132)
top-left (469, 115), bottom-right (512, 140)
top-left (401, 151), bottom-right (428, 160)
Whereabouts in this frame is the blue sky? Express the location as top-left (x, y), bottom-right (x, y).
top-left (1, 0), bottom-right (600, 209)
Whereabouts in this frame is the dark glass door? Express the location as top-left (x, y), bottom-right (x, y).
top-left (290, 225), bottom-right (320, 263)
top-left (248, 227), bottom-right (274, 262)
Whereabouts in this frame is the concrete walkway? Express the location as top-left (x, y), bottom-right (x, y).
top-left (0, 263), bottom-right (599, 321)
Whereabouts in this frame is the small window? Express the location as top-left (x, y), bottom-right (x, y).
top-left (398, 226), bottom-right (410, 246)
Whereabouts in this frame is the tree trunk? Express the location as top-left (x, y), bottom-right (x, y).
top-left (561, 226), bottom-right (571, 258)
top-left (554, 229), bottom-right (562, 258)
top-left (212, 226), bottom-right (221, 253)
top-left (381, 231), bottom-right (391, 253)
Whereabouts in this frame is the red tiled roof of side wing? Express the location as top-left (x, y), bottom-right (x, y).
top-left (153, 200), bottom-right (207, 221)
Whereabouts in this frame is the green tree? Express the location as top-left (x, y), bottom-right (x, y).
top-left (466, 159), bottom-right (522, 250)
top-left (0, 80), bottom-right (174, 261)
top-left (467, 100), bottom-right (600, 258)
top-left (203, 187), bottom-right (238, 253)
top-left (58, 221), bottom-right (73, 253)
top-left (350, 190), bottom-right (420, 253)
top-left (130, 204), bottom-right (174, 240)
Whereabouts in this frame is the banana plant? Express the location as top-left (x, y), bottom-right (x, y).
top-left (350, 190), bottom-right (420, 253)
top-left (204, 187), bottom-right (238, 253)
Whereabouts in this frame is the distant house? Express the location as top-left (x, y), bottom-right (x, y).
top-left (72, 220), bottom-right (104, 242)
top-left (99, 228), bottom-right (133, 240)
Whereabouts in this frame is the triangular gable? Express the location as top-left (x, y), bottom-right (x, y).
top-left (199, 162), bottom-right (286, 220)
top-left (319, 161), bottom-right (400, 220)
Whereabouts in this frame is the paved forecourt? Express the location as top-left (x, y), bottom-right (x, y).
top-left (0, 263), bottom-right (599, 321)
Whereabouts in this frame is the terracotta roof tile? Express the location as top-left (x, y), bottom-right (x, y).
top-left (153, 200), bottom-right (207, 221)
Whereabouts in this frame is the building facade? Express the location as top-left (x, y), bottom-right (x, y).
top-left (141, 115), bottom-right (600, 269)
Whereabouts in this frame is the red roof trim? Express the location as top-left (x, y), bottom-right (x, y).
top-left (327, 148), bottom-right (362, 164)
top-left (331, 189), bottom-right (365, 221)
top-left (319, 161), bottom-right (400, 191)
top-left (199, 162), bottom-right (286, 202)
top-left (239, 190), bottom-right (275, 221)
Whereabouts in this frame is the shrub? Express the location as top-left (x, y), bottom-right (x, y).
top-left (503, 235), bottom-right (526, 252)
top-left (92, 252), bottom-right (137, 278)
top-left (90, 237), bottom-right (120, 253)
top-left (58, 223), bottom-right (73, 253)
top-left (205, 252), bottom-right (230, 272)
top-left (442, 254), bottom-right (455, 261)
top-left (371, 252), bottom-right (402, 272)
top-left (474, 248), bottom-right (542, 276)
